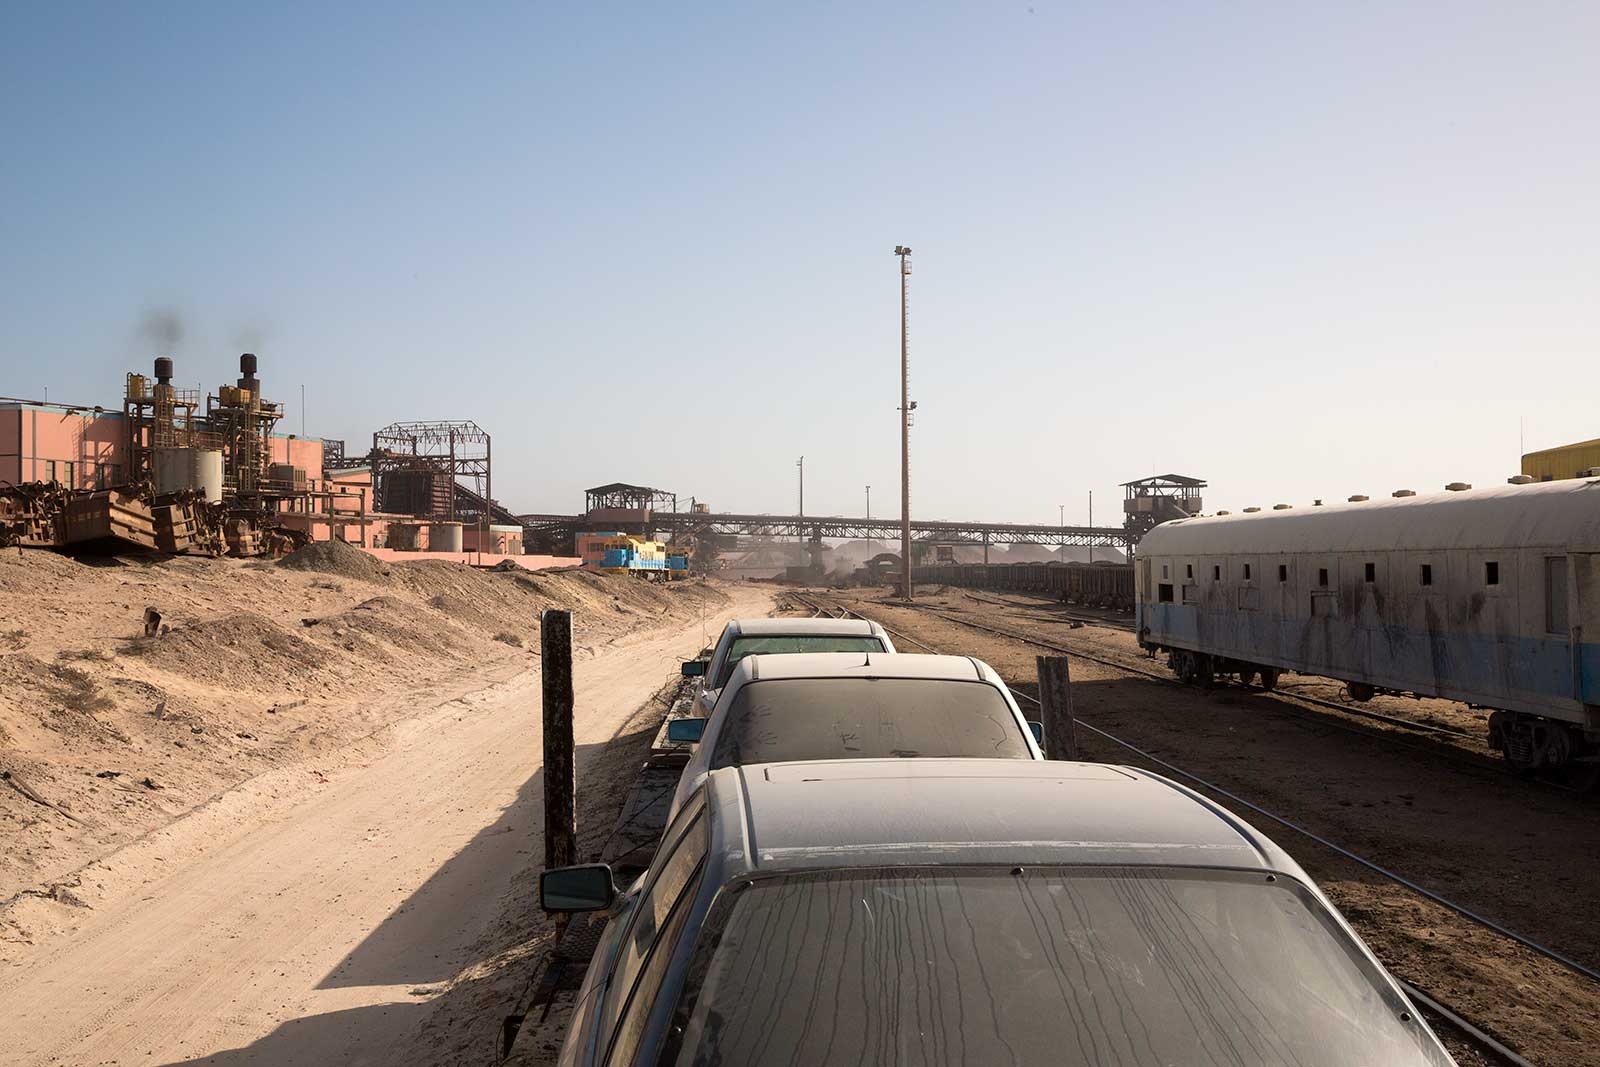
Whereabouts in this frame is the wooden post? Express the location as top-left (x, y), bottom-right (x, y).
top-left (542, 609), bottom-right (577, 870)
top-left (1036, 655), bottom-right (1078, 761)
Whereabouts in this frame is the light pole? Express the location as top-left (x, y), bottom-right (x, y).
top-left (1088, 490), bottom-right (1094, 564)
top-left (895, 245), bottom-right (913, 599)
top-left (865, 485), bottom-right (872, 556)
top-left (797, 455), bottom-right (804, 546)
top-left (1059, 504), bottom-right (1065, 563)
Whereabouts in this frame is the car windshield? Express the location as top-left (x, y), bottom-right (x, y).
top-left (709, 677), bottom-right (1030, 766)
top-left (716, 636), bottom-right (884, 686)
top-left (665, 866), bottom-right (1451, 1067)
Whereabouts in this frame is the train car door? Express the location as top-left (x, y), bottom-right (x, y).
top-left (1570, 553), bottom-right (1600, 707)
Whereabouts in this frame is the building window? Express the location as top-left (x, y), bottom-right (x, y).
top-left (1186, 564), bottom-right (1193, 579)
top-left (45, 460), bottom-right (57, 483)
top-left (1485, 561), bottom-right (1499, 586)
top-left (1318, 568), bottom-right (1329, 588)
top-left (1420, 564), bottom-right (1432, 586)
top-left (1161, 564), bottom-right (1169, 579)
top-left (1364, 562), bottom-right (1376, 583)
top-left (1243, 563), bottom-right (1251, 580)
top-left (1157, 583), bottom-right (1174, 603)
top-left (1278, 564), bottom-right (1288, 582)
top-left (1212, 565), bottom-right (1221, 581)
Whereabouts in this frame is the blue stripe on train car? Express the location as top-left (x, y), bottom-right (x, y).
top-left (1142, 601), bottom-right (1596, 714)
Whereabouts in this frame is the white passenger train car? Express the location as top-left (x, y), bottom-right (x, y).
top-left (1135, 479), bottom-right (1600, 784)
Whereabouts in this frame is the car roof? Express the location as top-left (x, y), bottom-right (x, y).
top-left (726, 651), bottom-right (994, 683)
top-left (705, 758), bottom-right (1297, 874)
top-left (724, 617), bottom-right (883, 637)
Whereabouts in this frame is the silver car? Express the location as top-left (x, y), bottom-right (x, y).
top-left (541, 759), bottom-right (1456, 1066)
top-left (665, 651), bottom-right (1043, 817)
top-left (680, 617), bottom-right (895, 715)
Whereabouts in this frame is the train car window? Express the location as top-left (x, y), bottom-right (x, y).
top-left (1243, 563), bottom-right (1252, 580)
top-left (1485, 561), bottom-right (1499, 586)
top-left (1212, 565), bottom-right (1221, 581)
top-left (1158, 583), bottom-right (1174, 603)
top-left (1318, 568), bottom-right (1329, 588)
top-left (1186, 564), bottom-right (1193, 579)
top-left (1546, 558), bottom-right (1569, 635)
top-left (1420, 564), bottom-right (1433, 586)
top-left (1162, 564), bottom-right (1169, 579)
top-left (1278, 564), bottom-right (1288, 582)
top-left (1364, 563), bottom-right (1375, 583)
top-left (1181, 585), bottom-right (1198, 604)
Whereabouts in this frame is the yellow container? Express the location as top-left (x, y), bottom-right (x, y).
top-left (1523, 437), bottom-right (1600, 481)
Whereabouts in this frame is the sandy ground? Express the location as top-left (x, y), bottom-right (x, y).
top-left (806, 585), bottom-right (1600, 1067)
top-left (0, 541), bottom-right (770, 1066)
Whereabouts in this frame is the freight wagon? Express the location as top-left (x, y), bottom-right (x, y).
top-left (911, 560), bottom-right (1135, 609)
top-left (1135, 480), bottom-right (1600, 786)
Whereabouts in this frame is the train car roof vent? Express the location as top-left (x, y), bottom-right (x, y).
top-left (1272, 503), bottom-right (1293, 510)
top-left (1444, 482), bottom-right (1472, 492)
top-left (1242, 506), bottom-right (1261, 513)
top-left (1347, 494), bottom-right (1370, 502)
top-left (1507, 475), bottom-right (1534, 485)
top-left (1216, 510), bottom-right (1231, 515)
top-left (1313, 499), bottom-right (1324, 506)
top-left (1392, 489), bottom-right (1417, 498)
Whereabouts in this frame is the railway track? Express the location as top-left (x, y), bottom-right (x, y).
top-left (917, 590), bottom-right (1484, 745)
top-left (786, 590), bottom-right (1589, 1067)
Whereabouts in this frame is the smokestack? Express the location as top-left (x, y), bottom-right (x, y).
top-left (238, 352), bottom-right (260, 400)
top-left (154, 357), bottom-right (174, 384)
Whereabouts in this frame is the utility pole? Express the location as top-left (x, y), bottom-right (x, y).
top-left (865, 485), bottom-right (872, 557)
top-left (796, 455), bottom-right (804, 546)
top-left (1059, 504), bottom-right (1065, 563)
top-left (1088, 490), bottom-right (1094, 564)
top-left (895, 245), bottom-right (913, 600)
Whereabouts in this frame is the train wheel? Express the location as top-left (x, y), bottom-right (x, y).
top-left (1195, 653), bottom-right (1216, 689)
top-left (1237, 667), bottom-right (1256, 687)
top-left (1172, 651), bottom-right (1197, 685)
top-left (1258, 668), bottom-right (1280, 691)
top-left (1346, 682), bottom-right (1376, 702)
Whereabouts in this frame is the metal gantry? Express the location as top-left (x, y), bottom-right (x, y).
top-left (370, 420), bottom-right (491, 521)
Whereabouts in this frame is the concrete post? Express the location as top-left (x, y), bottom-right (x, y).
top-left (541, 609), bottom-right (576, 869)
top-left (1036, 655), bottom-right (1078, 761)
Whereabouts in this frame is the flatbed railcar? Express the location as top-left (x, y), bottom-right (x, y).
top-left (911, 560), bottom-right (1135, 609)
top-left (1135, 480), bottom-right (1600, 785)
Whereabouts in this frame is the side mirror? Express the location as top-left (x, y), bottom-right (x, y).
top-left (541, 863), bottom-right (617, 912)
top-left (681, 660), bottom-right (707, 677)
top-left (666, 718), bottom-right (707, 744)
top-left (1027, 721), bottom-right (1043, 745)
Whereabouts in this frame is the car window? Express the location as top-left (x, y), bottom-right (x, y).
top-left (606, 863), bottom-right (701, 1065)
top-left (597, 794), bottom-right (708, 1058)
top-left (709, 677), bottom-right (1031, 768)
top-left (705, 628), bottom-right (735, 684)
top-left (714, 635), bottom-right (885, 687)
top-left (664, 866), bottom-right (1453, 1067)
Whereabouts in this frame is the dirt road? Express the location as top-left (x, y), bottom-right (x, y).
top-left (0, 584), bottom-right (771, 1067)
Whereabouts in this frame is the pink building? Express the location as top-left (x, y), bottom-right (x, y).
top-left (2, 399), bottom-right (324, 492)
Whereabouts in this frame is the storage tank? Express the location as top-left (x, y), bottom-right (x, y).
top-left (154, 448), bottom-right (224, 501)
top-left (428, 521), bottom-right (464, 553)
top-left (388, 522), bottom-right (424, 551)
top-left (490, 524), bottom-right (523, 554)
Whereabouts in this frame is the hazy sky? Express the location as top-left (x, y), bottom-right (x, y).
top-left (3, 3), bottom-right (1596, 523)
